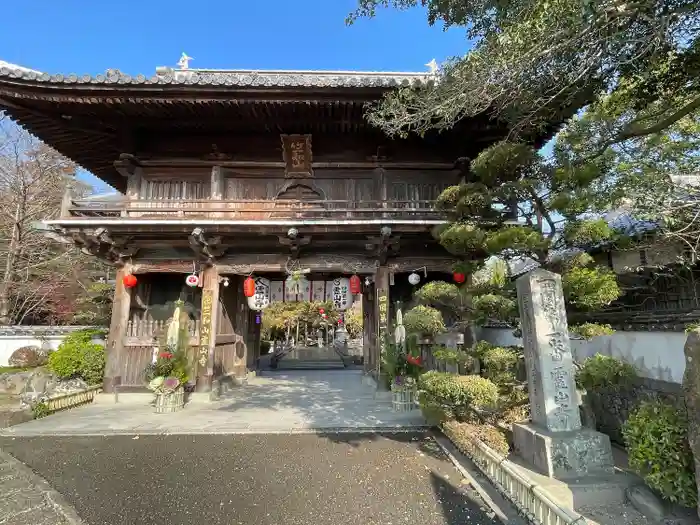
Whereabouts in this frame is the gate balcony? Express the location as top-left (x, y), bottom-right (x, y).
top-left (61, 196), bottom-right (446, 222)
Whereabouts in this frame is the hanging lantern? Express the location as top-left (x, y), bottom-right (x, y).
top-left (453, 272), bottom-right (466, 284)
top-left (349, 275), bottom-right (362, 295)
top-left (123, 274), bottom-right (137, 288)
top-left (408, 272), bottom-right (421, 285)
top-left (243, 276), bottom-right (256, 298)
top-left (185, 273), bottom-right (200, 287)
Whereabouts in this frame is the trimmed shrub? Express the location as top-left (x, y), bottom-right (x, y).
top-left (418, 371), bottom-right (499, 417)
top-left (481, 345), bottom-right (519, 386)
top-left (47, 329), bottom-right (106, 386)
top-left (403, 305), bottom-right (446, 337)
top-left (575, 354), bottom-right (637, 392)
top-left (623, 399), bottom-right (696, 507)
top-left (418, 391), bottom-right (452, 426)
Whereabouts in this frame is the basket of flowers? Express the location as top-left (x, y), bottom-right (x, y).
top-left (391, 375), bottom-right (418, 412)
top-left (148, 375), bottom-right (185, 413)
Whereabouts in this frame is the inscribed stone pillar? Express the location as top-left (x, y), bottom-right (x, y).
top-left (103, 265), bottom-right (132, 393)
top-left (512, 269), bottom-right (614, 479)
top-left (196, 266), bottom-right (220, 392)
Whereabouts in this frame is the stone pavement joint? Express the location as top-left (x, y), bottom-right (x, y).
top-left (0, 449), bottom-right (85, 525)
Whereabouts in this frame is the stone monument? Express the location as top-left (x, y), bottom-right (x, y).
top-left (512, 269), bottom-right (614, 479)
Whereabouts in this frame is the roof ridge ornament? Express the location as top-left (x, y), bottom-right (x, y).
top-left (425, 58), bottom-right (439, 75)
top-left (177, 53), bottom-right (193, 70)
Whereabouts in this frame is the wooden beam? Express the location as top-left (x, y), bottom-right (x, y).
top-left (138, 158), bottom-right (456, 170)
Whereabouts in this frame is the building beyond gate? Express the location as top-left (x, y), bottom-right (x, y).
top-left (0, 61), bottom-right (560, 393)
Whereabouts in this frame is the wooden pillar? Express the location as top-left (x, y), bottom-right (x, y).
top-left (196, 266), bottom-right (220, 392)
top-left (120, 165), bottom-right (142, 217)
top-left (374, 167), bottom-right (388, 217)
top-left (362, 290), bottom-right (374, 372)
top-left (232, 275), bottom-right (249, 379)
top-left (103, 265), bottom-right (133, 393)
top-left (211, 166), bottom-right (224, 199)
top-left (60, 182), bottom-right (74, 219)
top-left (374, 266), bottom-right (390, 378)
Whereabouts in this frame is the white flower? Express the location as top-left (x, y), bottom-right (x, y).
top-left (148, 376), bottom-right (165, 392)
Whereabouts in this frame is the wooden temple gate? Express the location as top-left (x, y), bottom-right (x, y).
top-left (0, 61), bottom-right (559, 394)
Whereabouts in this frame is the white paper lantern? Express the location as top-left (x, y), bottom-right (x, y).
top-left (185, 273), bottom-right (200, 287)
top-left (247, 277), bottom-right (271, 311)
top-left (408, 272), bottom-right (421, 285)
top-left (331, 277), bottom-right (354, 311)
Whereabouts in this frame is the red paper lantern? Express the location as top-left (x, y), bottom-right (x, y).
top-left (453, 272), bottom-right (466, 284)
top-left (407, 355), bottom-right (422, 367)
top-left (243, 276), bottom-right (256, 298)
top-left (122, 274), bottom-right (137, 288)
top-left (349, 274), bottom-right (362, 295)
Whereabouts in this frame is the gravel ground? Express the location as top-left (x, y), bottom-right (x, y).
top-left (0, 432), bottom-right (506, 525)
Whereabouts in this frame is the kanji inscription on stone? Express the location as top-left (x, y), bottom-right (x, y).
top-left (516, 269), bottom-right (581, 432)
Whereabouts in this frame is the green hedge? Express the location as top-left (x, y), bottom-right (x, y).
top-left (47, 329), bottom-right (106, 385)
top-left (418, 371), bottom-right (499, 416)
top-left (623, 399), bottom-right (697, 508)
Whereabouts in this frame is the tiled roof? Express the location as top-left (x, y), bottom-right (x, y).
top-left (0, 60), bottom-right (435, 89)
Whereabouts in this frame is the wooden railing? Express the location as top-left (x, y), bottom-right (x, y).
top-left (66, 198), bottom-right (444, 221)
top-left (125, 318), bottom-right (201, 346)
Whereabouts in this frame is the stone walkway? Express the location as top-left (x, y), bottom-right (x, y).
top-left (0, 449), bottom-right (84, 524)
top-left (0, 370), bottom-right (427, 436)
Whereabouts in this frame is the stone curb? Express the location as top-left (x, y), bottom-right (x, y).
top-left (0, 425), bottom-right (432, 437)
top-left (0, 448), bottom-right (86, 525)
top-left (438, 426), bottom-right (587, 525)
top-left (432, 433), bottom-right (528, 525)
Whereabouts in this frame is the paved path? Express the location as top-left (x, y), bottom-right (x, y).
top-left (1, 370), bottom-right (426, 436)
top-left (0, 433), bottom-right (504, 525)
top-left (0, 449), bottom-right (84, 525)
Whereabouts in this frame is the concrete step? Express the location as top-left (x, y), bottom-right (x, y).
top-left (276, 359), bottom-right (346, 370)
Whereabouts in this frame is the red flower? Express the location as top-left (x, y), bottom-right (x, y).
top-left (159, 352), bottom-right (173, 359)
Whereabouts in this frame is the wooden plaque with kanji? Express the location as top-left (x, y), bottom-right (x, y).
top-left (281, 134), bottom-right (313, 177)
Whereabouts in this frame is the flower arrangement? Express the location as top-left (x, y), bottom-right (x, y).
top-left (148, 376), bottom-right (181, 395)
top-left (144, 348), bottom-right (189, 387)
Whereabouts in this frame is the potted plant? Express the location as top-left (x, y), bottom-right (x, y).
top-left (148, 375), bottom-right (185, 413)
top-left (145, 348), bottom-right (189, 413)
top-left (389, 342), bottom-right (423, 412)
top-left (391, 375), bottom-right (418, 412)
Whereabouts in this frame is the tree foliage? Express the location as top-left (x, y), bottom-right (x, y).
top-left (261, 301), bottom-right (363, 341)
top-left (349, 0), bottom-right (700, 150)
top-left (0, 116), bottom-right (109, 325)
top-left (414, 140), bottom-right (622, 340)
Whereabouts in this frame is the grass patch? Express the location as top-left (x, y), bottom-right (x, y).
top-left (0, 366), bottom-right (35, 374)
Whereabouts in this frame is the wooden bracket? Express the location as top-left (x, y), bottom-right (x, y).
top-left (277, 235), bottom-right (312, 259)
top-left (365, 233), bottom-right (400, 265)
top-left (188, 227), bottom-right (227, 265)
top-left (113, 153), bottom-right (141, 177)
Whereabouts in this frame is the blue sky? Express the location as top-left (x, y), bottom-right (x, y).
top-left (2, 1), bottom-right (469, 191)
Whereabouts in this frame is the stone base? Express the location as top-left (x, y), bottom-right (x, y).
top-left (512, 422), bottom-right (614, 479)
